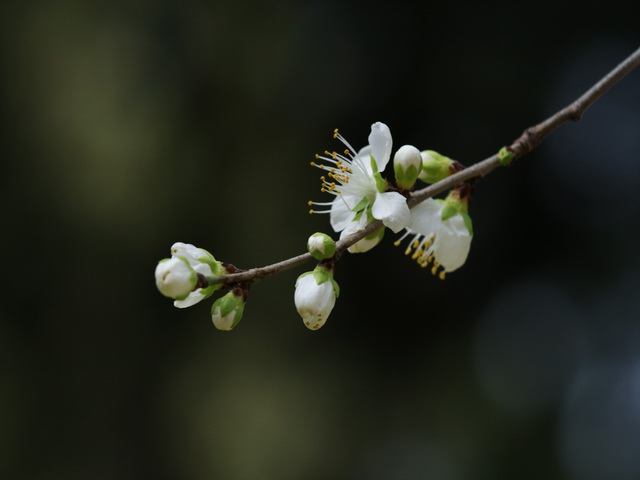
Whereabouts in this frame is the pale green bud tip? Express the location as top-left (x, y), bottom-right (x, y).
top-left (155, 257), bottom-right (197, 300)
top-left (294, 269), bottom-right (338, 331)
top-left (211, 291), bottom-right (245, 331)
top-left (418, 150), bottom-right (454, 184)
top-left (307, 232), bottom-right (336, 260)
top-left (393, 145), bottom-right (422, 190)
top-left (498, 146), bottom-right (514, 165)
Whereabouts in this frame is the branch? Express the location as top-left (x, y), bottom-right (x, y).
top-left (217, 45), bottom-right (640, 286)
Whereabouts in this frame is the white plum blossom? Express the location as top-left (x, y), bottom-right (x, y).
top-left (167, 242), bottom-right (224, 308)
top-left (395, 192), bottom-right (473, 278)
top-left (294, 266), bottom-right (339, 330)
top-left (308, 122), bottom-right (410, 249)
top-left (155, 257), bottom-right (197, 300)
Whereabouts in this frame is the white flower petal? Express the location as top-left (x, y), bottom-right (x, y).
top-left (294, 274), bottom-right (336, 330)
top-left (174, 290), bottom-right (206, 308)
top-left (339, 214), bottom-right (382, 253)
top-left (372, 191), bottom-right (410, 233)
top-left (368, 122), bottom-right (392, 171)
top-left (330, 196), bottom-right (358, 232)
top-left (407, 198), bottom-right (442, 234)
top-left (433, 214), bottom-right (472, 272)
top-left (155, 257), bottom-right (196, 300)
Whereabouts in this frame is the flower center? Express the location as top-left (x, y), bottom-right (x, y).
top-left (308, 129), bottom-right (375, 215)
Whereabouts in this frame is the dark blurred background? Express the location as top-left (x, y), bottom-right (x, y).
top-left (1, 1), bottom-right (639, 479)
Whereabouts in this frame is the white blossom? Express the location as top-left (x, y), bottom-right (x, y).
top-left (168, 242), bottom-right (221, 308)
top-left (308, 122), bottom-right (410, 246)
top-left (395, 196), bottom-right (473, 278)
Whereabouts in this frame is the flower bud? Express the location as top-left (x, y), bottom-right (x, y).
top-left (393, 145), bottom-right (422, 190)
top-left (211, 290), bottom-right (245, 331)
top-left (418, 150), bottom-right (454, 184)
top-left (155, 257), bottom-right (197, 300)
top-left (307, 232), bottom-right (336, 260)
top-left (294, 266), bottom-right (339, 330)
top-left (159, 242), bottom-right (228, 309)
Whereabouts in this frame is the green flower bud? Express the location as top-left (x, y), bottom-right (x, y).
top-left (307, 232), bottom-right (336, 260)
top-left (418, 150), bottom-right (454, 184)
top-left (393, 145), bottom-right (422, 190)
top-left (211, 290), bottom-right (245, 331)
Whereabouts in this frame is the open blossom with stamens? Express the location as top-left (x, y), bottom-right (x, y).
top-left (394, 190), bottom-right (473, 278)
top-left (308, 122), bottom-right (410, 250)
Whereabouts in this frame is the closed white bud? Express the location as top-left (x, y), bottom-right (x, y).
top-left (393, 144), bottom-right (422, 190)
top-left (294, 267), bottom-right (339, 330)
top-left (155, 257), bottom-right (197, 300)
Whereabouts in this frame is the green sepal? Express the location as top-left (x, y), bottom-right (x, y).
top-left (195, 248), bottom-right (228, 277)
top-left (218, 292), bottom-right (243, 318)
top-left (312, 266), bottom-right (332, 285)
top-left (498, 147), bottom-right (514, 166)
top-left (200, 284), bottom-right (217, 299)
top-left (440, 204), bottom-right (458, 222)
top-left (351, 197), bottom-right (369, 213)
top-left (394, 163), bottom-right (420, 190)
top-left (374, 171), bottom-right (387, 193)
top-left (365, 226), bottom-right (385, 241)
top-left (460, 212), bottom-right (473, 236)
top-left (369, 154), bottom-right (380, 175)
top-left (330, 278), bottom-right (340, 298)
